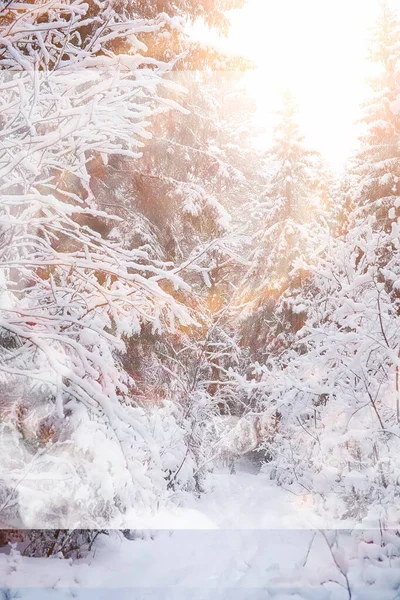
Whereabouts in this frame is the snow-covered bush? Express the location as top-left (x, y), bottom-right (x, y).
top-left (253, 220), bottom-right (400, 528)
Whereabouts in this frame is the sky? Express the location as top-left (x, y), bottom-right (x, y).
top-left (193, 0), bottom-right (400, 168)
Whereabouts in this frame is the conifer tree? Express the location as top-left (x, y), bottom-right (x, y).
top-left (350, 3), bottom-right (400, 230)
top-left (238, 92), bottom-right (329, 356)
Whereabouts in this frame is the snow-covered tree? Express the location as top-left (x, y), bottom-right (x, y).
top-left (0, 0), bottom-right (198, 530)
top-left (95, 48), bottom-right (262, 488)
top-left (238, 92), bottom-right (330, 357)
top-left (350, 3), bottom-right (400, 230)
top-left (253, 217), bottom-right (400, 528)
top-left (247, 10), bottom-right (400, 524)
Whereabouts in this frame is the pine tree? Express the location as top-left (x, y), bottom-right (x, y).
top-left (350, 3), bottom-right (400, 230)
top-left (238, 92), bottom-right (329, 357)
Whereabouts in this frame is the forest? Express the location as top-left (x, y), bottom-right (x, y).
top-left (0, 0), bottom-right (400, 598)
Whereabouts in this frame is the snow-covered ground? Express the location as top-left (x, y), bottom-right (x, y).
top-left (1, 462), bottom-right (399, 599)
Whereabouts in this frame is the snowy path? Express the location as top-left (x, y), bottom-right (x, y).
top-left (0, 464), bottom-right (398, 599)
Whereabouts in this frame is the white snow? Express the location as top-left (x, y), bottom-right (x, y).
top-left (1, 463), bottom-right (399, 599)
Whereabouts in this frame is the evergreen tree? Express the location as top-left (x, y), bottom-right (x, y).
top-left (350, 3), bottom-right (400, 230)
top-left (238, 92), bottom-right (329, 357)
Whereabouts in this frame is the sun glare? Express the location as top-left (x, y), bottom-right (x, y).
top-left (223, 0), bottom-right (397, 167)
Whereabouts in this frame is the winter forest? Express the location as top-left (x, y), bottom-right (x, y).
top-left (1, 0), bottom-right (400, 597)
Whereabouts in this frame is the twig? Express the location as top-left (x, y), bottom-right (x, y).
top-left (319, 530), bottom-right (352, 600)
top-left (302, 531), bottom-right (316, 567)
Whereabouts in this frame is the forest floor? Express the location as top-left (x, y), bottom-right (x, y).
top-left (0, 461), bottom-right (398, 599)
